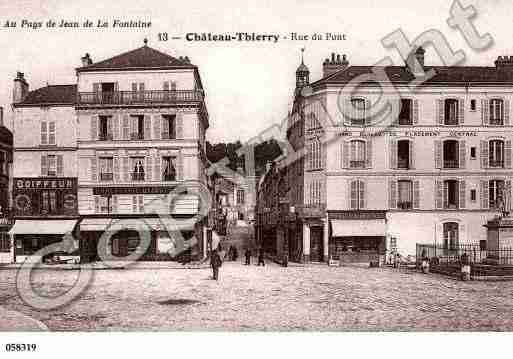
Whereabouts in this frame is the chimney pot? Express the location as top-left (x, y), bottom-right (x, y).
top-left (331, 53), bottom-right (335, 62)
top-left (323, 53), bottom-right (349, 77)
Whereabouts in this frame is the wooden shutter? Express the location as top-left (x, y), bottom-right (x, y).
top-left (481, 180), bottom-right (489, 209)
top-left (413, 99), bottom-right (419, 124)
top-left (342, 141), bottom-right (349, 168)
top-left (113, 156), bottom-right (120, 182)
top-left (41, 155), bottom-right (48, 176)
top-left (389, 180), bottom-right (397, 209)
top-left (154, 155), bottom-right (161, 182)
top-left (434, 140), bottom-right (442, 168)
top-left (506, 180), bottom-right (512, 211)
top-left (458, 99), bottom-right (465, 124)
top-left (161, 116), bottom-right (169, 139)
top-left (91, 157), bottom-right (97, 181)
top-left (57, 155), bottom-right (63, 176)
top-left (94, 196), bottom-right (99, 214)
top-left (413, 180), bottom-right (420, 209)
top-left (176, 112), bottom-right (183, 139)
top-left (482, 99), bottom-right (489, 125)
top-left (130, 116), bottom-right (137, 139)
top-left (409, 140), bottom-right (415, 169)
top-left (132, 196), bottom-right (137, 213)
top-left (459, 180), bottom-right (466, 209)
top-left (506, 140), bottom-right (512, 169)
top-left (112, 195), bottom-right (118, 213)
top-left (435, 180), bottom-right (443, 209)
top-left (112, 115), bottom-right (119, 140)
top-left (459, 140), bottom-right (466, 169)
top-left (144, 115), bottom-right (151, 140)
top-left (481, 140), bottom-right (489, 168)
top-left (177, 152), bottom-right (184, 180)
top-left (107, 117), bottom-right (113, 139)
top-left (93, 83), bottom-right (100, 94)
top-left (146, 156), bottom-right (152, 181)
top-left (41, 121), bottom-right (48, 145)
top-left (358, 180), bottom-right (365, 209)
top-left (90, 115), bottom-right (98, 140)
top-left (505, 99), bottom-right (510, 125)
top-left (365, 140), bottom-right (372, 168)
top-left (138, 195), bottom-right (144, 213)
top-left (153, 115), bottom-right (161, 140)
top-left (122, 115), bottom-right (129, 140)
top-left (350, 180), bottom-right (357, 209)
top-left (442, 180), bottom-right (448, 209)
top-left (390, 139), bottom-right (397, 169)
top-left (437, 99), bottom-right (444, 124)
top-left (122, 156), bottom-right (129, 181)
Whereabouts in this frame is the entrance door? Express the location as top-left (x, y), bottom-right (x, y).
top-left (310, 226), bottom-right (324, 262)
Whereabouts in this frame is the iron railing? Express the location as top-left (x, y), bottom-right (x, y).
top-left (416, 243), bottom-right (513, 266)
top-left (77, 90), bottom-right (204, 105)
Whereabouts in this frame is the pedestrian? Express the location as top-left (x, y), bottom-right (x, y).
top-left (210, 249), bottom-right (222, 280)
top-left (257, 247), bottom-right (265, 266)
top-left (233, 246), bottom-right (238, 261)
top-left (244, 248), bottom-right (251, 265)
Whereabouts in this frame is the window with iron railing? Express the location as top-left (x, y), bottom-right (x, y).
top-left (443, 180), bottom-right (459, 209)
top-left (162, 156), bottom-right (176, 181)
top-left (397, 180), bottom-right (413, 210)
top-left (489, 140), bottom-right (504, 168)
top-left (489, 179), bottom-right (505, 209)
top-left (131, 157), bottom-right (145, 181)
top-left (99, 157), bottom-right (113, 181)
top-left (443, 140), bottom-right (459, 169)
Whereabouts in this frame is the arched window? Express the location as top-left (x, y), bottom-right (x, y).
top-left (443, 140), bottom-right (459, 168)
top-left (489, 99), bottom-right (504, 125)
top-left (489, 140), bottom-right (504, 168)
top-left (350, 140), bottom-right (366, 168)
top-left (443, 222), bottom-right (459, 251)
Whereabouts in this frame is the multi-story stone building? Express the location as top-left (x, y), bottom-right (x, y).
top-left (263, 48), bottom-right (513, 263)
top-left (0, 107), bottom-right (14, 263)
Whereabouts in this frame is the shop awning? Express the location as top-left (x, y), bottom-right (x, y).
top-left (331, 219), bottom-right (386, 237)
top-left (9, 219), bottom-right (78, 235)
top-left (80, 217), bottom-right (195, 232)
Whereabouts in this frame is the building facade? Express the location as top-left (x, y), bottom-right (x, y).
top-left (261, 49), bottom-right (513, 263)
top-left (0, 108), bottom-right (14, 263)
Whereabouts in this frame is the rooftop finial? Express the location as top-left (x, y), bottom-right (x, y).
top-left (143, 38), bottom-right (148, 46)
top-left (301, 47), bottom-right (305, 64)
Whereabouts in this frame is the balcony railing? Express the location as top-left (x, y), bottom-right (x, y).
top-left (131, 172), bottom-right (145, 181)
top-left (489, 159), bottom-right (504, 168)
top-left (77, 90), bottom-right (204, 106)
top-left (100, 172), bottom-right (113, 181)
top-left (163, 174), bottom-right (176, 181)
top-left (130, 132), bottom-right (144, 140)
top-left (350, 160), bottom-right (366, 168)
top-left (443, 160), bottom-right (459, 169)
top-left (490, 117), bottom-right (504, 126)
top-left (99, 133), bottom-right (113, 141)
top-left (397, 159), bottom-right (410, 169)
top-left (397, 201), bottom-right (412, 210)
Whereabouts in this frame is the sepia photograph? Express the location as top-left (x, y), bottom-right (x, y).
top-left (1, 0), bottom-right (513, 357)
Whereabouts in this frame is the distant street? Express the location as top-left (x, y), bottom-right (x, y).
top-left (2, 263), bottom-right (513, 331)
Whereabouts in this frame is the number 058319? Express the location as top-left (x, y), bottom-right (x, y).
top-left (5, 343), bottom-right (37, 352)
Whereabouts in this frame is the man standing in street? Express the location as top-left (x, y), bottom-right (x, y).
top-left (211, 249), bottom-right (222, 280)
top-left (244, 248), bottom-right (251, 265)
top-left (257, 247), bottom-right (265, 266)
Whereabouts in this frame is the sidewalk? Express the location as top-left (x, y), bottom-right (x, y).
top-left (0, 306), bottom-right (48, 331)
top-left (0, 260), bottom-right (211, 270)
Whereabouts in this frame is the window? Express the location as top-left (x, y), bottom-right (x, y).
top-left (489, 179), bottom-right (505, 209)
top-left (470, 189), bottom-right (477, 202)
top-left (489, 99), bottom-right (504, 125)
top-left (350, 140), bottom-right (366, 168)
top-left (131, 157), bottom-right (145, 181)
top-left (470, 147), bottom-right (476, 159)
top-left (47, 155), bottom-right (56, 176)
top-left (0, 234), bottom-right (9, 253)
top-left (443, 140), bottom-right (459, 168)
top-left (444, 180), bottom-right (459, 209)
top-left (130, 115), bottom-right (145, 140)
top-left (41, 190), bottom-right (57, 214)
top-left (444, 99), bottom-right (459, 125)
top-left (398, 99), bottom-right (412, 125)
top-left (132, 195), bottom-right (144, 213)
top-left (397, 140), bottom-right (410, 169)
top-left (350, 179), bottom-right (365, 209)
top-left (41, 121), bottom-right (56, 145)
top-left (397, 180), bottom-right (413, 209)
top-left (470, 99), bottom-right (476, 111)
top-left (443, 222), bottom-right (459, 250)
top-left (162, 115), bottom-right (176, 139)
top-left (99, 157), bottom-right (113, 181)
top-left (99, 116), bottom-right (112, 140)
top-left (350, 98), bottom-right (366, 126)
top-left (489, 140), bottom-right (504, 168)
top-left (162, 156), bottom-right (176, 181)
top-left (0, 152), bottom-right (5, 176)
top-left (237, 189), bottom-right (245, 205)
top-left (308, 140), bottom-right (322, 170)
top-left (41, 154), bottom-right (63, 177)
top-left (99, 195), bottom-right (112, 213)
top-left (101, 82), bottom-right (115, 103)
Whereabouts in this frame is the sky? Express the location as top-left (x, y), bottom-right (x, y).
top-left (0, 0), bottom-right (511, 143)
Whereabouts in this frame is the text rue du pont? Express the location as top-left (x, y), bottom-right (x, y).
top-left (289, 32), bottom-right (346, 41)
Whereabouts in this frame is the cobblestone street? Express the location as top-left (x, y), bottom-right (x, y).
top-left (1, 262), bottom-right (513, 331)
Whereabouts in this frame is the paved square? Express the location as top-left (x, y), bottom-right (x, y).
top-left (1, 262), bottom-right (513, 331)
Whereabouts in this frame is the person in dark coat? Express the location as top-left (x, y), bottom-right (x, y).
top-left (210, 249), bottom-right (222, 280)
top-left (244, 248), bottom-right (251, 265)
top-left (257, 247), bottom-right (265, 266)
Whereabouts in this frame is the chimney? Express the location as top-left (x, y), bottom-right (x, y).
top-left (406, 46), bottom-right (425, 76)
top-left (494, 55), bottom-right (513, 68)
top-left (12, 72), bottom-right (29, 104)
top-left (322, 53), bottom-right (349, 77)
top-left (81, 53), bottom-right (93, 67)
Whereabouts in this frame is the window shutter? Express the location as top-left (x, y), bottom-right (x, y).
top-left (481, 140), bottom-right (489, 168)
top-left (435, 180), bottom-right (443, 209)
top-left (505, 99), bottom-right (510, 126)
top-left (506, 140), bottom-right (512, 169)
top-left (389, 180), bottom-right (397, 209)
top-left (144, 115), bottom-right (151, 140)
top-left (459, 140), bottom-right (466, 169)
top-left (413, 99), bottom-right (419, 124)
top-left (177, 152), bottom-right (184, 180)
top-left (365, 140), bottom-right (372, 168)
top-left (91, 157), bottom-right (97, 181)
top-left (94, 196), bottom-right (99, 214)
top-left (93, 83), bottom-right (99, 94)
top-left (146, 156), bottom-right (152, 181)
top-left (130, 116), bottom-right (137, 139)
top-left (161, 116), bottom-right (169, 139)
top-left (122, 115), bottom-right (129, 140)
top-left (342, 141), bottom-right (349, 168)
top-left (390, 139), bottom-right (397, 169)
top-left (443, 181), bottom-right (448, 209)
top-left (90, 115), bottom-right (98, 140)
top-left (459, 180), bottom-right (466, 209)
top-left (358, 180), bottom-right (365, 209)
top-left (163, 81), bottom-right (170, 91)
top-left (434, 140), bottom-right (442, 168)
top-left (437, 99), bottom-right (444, 124)
top-left (138, 195), bottom-right (144, 213)
top-left (112, 115), bottom-right (119, 140)
top-left (107, 117), bottom-right (113, 139)
top-left (413, 180), bottom-right (420, 209)
top-left (48, 121), bottom-right (56, 145)
top-left (458, 98), bottom-right (465, 124)
top-left (506, 180), bottom-right (512, 211)
top-left (113, 156), bottom-right (120, 182)
top-left (409, 140), bottom-right (415, 169)
top-left (112, 195), bottom-right (118, 213)
top-left (350, 180), bottom-right (357, 209)
top-left (176, 112), bottom-right (183, 139)
top-left (57, 155), bottom-right (63, 176)
top-left (482, 99), bottom-right (489, 125)
top-left (154, 155), bottom-right (161, 182)
top-left (132, 196), bottom-right (137, 213)
top-left (171, 81), bottom-right (177, 91)
top-left (41, 155), bottom-right (48, 176)
top-left (41, 121), bottom-right (48, 145)
top-left (153, 115), bottom-right (161, 140)
top-left (481, 180), bottom-right (489, 209)
top-left (123, 156), bottom-right (129, 182)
